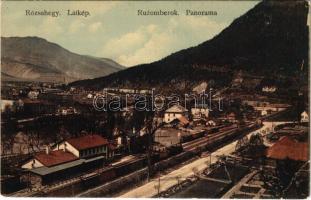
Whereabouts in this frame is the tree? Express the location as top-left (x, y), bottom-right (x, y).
top-left (144, 110), bottom-right (163, 181)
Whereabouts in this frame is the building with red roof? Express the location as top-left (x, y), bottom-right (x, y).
top-left (23, 134), bottom-right (114, 170)
top-left (66, 134), bottom-right (109, 150)
top-left (177, 116), bottom-right (190, 126)
top-left (54, 134), bottom-right (113, 159)
top-left (170, 116), bottom-right (190, 128)
top-left (266, 136), bottom-right (308, 162)
top-left (22, 150), bottom-right (78, 169)
top-left (21, 134), bottom-right (115, 187)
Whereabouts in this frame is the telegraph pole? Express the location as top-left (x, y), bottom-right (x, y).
top-left (158, 177), bottom-right (161, 195)
top-left (145, 113), bottom-right (162, 182)
top-left (146, 116), bottom-right (152, 182)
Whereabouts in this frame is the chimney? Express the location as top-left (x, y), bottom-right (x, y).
top-left (31, 160), bottom-right (35, 169)
top-left (63, 143), bottom-right (67, 152)
top-left (45, 145), bottom-right (50, 155)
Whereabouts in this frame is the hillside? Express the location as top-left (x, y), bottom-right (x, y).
top-left (71, 0), bottom-right (309, 92)
top-left (1, 37), bottom-right (125, 83)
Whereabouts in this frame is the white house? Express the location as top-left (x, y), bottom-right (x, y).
top-left (301, 111), bottom-right (309, 123)
top-left (87, 93), bottom-right (93, 99)
top-left (206, 120), bottom-right (216, 126)
top-left (53, 134), bottom-right (110, 159)
top-left (164, 105), bottom-right (188, 123)
top-left (57, 107), bottom-right (77, 115)
top-left (28, 91), bottom-right (40, 99)
top-left (262, 86), bottom-right (277, 93)
top-left (117, 136), bottom-right (122, 147)
top-left (1, 100), bottom-right (14, 113)
top-left (261, 110), bottom-right (268, 116)
top-left (1, 99), bottom-right (24, 113)
top-left (22, 134), bottom-right (113, 170)
top-left (191, 104), bottom-right (209, 120)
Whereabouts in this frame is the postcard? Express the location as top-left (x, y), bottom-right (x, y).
top-left (1, 0), bottom-right (309, 198)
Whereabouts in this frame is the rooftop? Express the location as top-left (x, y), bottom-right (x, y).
top-left (165, 105), bottom-right (188, 113)
top-left (66, 134), bottom-right (109, 151)
top-left (34, 150), bottom-right (78, 167)
top-left (177, 116), bottom-right (190, 125)
top-left (30, 156), bottom-right (105, 176)
top-left (266, 136), bottom-right (308, 161)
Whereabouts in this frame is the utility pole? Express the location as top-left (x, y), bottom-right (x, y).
top-left (145, 113), bottom-right (163, 182)
top-left (28, 171), bottom-right (30, 191)
top-left (158, 177), bottom-right (161, 196)
top-left (146, 116), bottom-right (152, 182)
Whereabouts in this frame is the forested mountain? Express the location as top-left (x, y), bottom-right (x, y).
top-left (71, 0), bottom-right (309, 91)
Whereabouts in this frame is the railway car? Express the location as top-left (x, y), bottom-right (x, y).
top-left (181, 130), bottom-right (205, 143)
top-left (113, 157), bottom-right (146, 177)
top-left (219, 124), bottom-right (238, 132)
top-left (98, 167), bottom-right (117, 183)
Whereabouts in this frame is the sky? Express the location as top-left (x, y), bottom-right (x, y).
top-left (1, 1), bottom-right (259, 67)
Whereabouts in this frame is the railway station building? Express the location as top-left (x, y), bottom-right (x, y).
top-left (21, 134), bottom-right (116, 187)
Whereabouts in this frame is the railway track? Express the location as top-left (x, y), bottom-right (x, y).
top-left (182, 128), bottom-right (236, 151)
top-left (11, 122), bottom-right (257, 197)
top-left (182, 109), bottom-right (288, 151)
top-left (182, 123), bottom-right (255, 151)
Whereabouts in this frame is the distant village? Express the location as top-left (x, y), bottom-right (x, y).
top-left (0, 79), bottom-right (309, 198)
